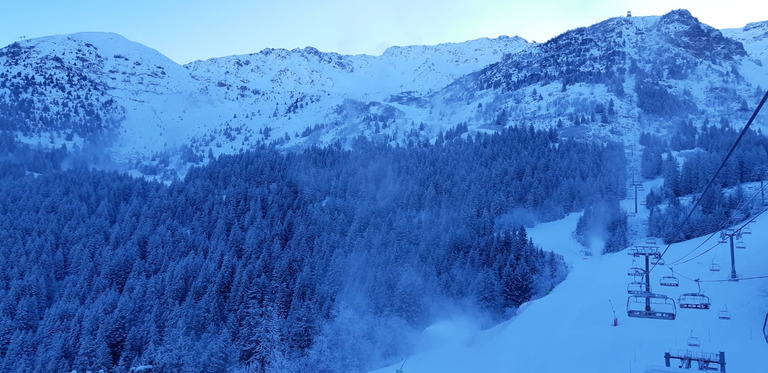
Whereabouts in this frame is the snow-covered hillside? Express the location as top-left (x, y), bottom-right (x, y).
top-left (0, 31), bottom-right (532, 170)
top-left (186, 36), bottom-right (530, 98)
top-left (723, 21), bottom-right (768, 69)
top-left (435, 10), bottom-right (768, 144)
top-left (372, 180), bottom-right (768, 372)
top-left (1, 9), bottom-right (768, 178)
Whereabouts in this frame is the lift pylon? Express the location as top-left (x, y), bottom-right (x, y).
top-left (625, 246), bottom-right (668, 319)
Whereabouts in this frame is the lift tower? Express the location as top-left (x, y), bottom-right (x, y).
top-left (628, 245), bottom-right (661, 309)
top-left (719, 229), bottom-right (743, 280)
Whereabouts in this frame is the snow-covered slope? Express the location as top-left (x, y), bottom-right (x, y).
top-left (372, 182), bottom-right (768, 372)
top-left (723, 21), bottom-right (768, 69)
top-left (434, 10), bottom-right (767, 143)
top-left (0, 32), bottom-right (214, 162)
top-left (1, 32), bottom-right (532, 171)
top-left (1, 10), bottom-right (768, 178)
top-left (186, 36), bottom-right (530, 98)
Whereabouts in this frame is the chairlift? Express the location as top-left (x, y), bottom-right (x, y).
top-left (679, 293), bottom-right (711, 309)
top-left (651, 257), bottom-right (665, 266)
top-left (718, 231), bottom-right (728, 244)
top-left (687, 330), bottom-right (701, 347)
top-left (709, 259), bottom-right (721, 272)
top-left (718, 304), bottom-right (731, 320)
top-left (660, 268), bottom-right (679, 287)
top-left (627, 281), bottom-right (650, 294)
top-left (678, 280), bottom-right (711, 309)
top-left (645, 237), bottom-right (657, 245)
top-left (742, 225), bottom-right (752, 235)
top-left (626, 293), bottom-right (676, 320)
top-left (628, 265), bottom-right (645, 277)
top-left (735, 240), bottom-right (746, 250)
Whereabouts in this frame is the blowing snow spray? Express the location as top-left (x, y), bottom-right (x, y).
top-left (609, 300), bottom-right (618, 327)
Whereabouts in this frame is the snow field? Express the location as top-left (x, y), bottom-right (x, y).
top-left (373, 188), bottom-right (768, 372)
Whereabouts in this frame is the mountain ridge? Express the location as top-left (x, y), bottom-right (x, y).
top-left (1, 10), bottom-right (767, 179)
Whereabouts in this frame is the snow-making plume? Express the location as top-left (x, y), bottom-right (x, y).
top-left (420, 316), bottom-right (481, 351)
top-left (587, 232), bottom-right (607, 257)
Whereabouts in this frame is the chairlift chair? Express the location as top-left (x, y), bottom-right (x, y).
top-left (687, 331), bottom-right (701, 347)
top-left (718, 234), bottom-right (727, 243)
top-left (651, 257), bottom-right (665, 266)
top-left (709, 259), bottom-right (721, 272)
top-left (638, 185), bottom-right (645, 191)
top-left (742, 225), bottom-right (752, 234)
top-left (679, 293), bottom-right (711, 309)
top-left (718, 230), bottom-right (731, 244)
top-left (626, 293), bottom-right (676, 320)
top-left (627, 281), bottom-right (650, 294)
top-left (735, 240), bottom-right (746, 250)
top-left (718, 305), bottom-right (731, 320)
top-left (660, 268), bottom-right (679, 287)
top-left (645, 237), bottom-right (657, 245)
top-left (678, 281), bottom-right (711, 309)
top-left (628, 266), bottom-right (645, 277)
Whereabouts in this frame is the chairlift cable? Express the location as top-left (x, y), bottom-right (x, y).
top-left (671, 265), bottom-right (768, 283)
top-left (650, 88), bottom-right (768, 275)
top-left (697, 274), bottom-right (768, 283)
top-left (671, 203), bottom-right (768, 266)
top-left (668, 182), bottom-right (768, 265)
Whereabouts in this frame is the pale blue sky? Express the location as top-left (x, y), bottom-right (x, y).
top-left (1, 0), bottom-right (766, 64)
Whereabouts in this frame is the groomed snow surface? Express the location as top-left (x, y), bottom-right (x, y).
top-left (373, 180), bottom-right (768, 372)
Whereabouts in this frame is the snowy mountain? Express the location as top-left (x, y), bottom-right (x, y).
top-left (2, 10), bottom-right (768, 372)
top-left (723, 20), bottom-right (768, 68)
top-left (435, 10), bottom-right (767, 142)
top-left (1, 9), bottom-right (767, 178)
top-left (0, 31), bottom-right (530, 171)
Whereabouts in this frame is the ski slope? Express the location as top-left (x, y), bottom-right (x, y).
top-left (373, 182), bottom-right (768, 372)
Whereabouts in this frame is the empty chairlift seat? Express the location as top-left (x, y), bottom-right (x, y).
top-left (736, 240), bottom-right (746, 249)
top-left (687, 331), bottom-right (701, 347)
top-left (709, 259), bottom-right (721, 272)
top-left (718, 305), bottom-right (731, 320)
top-left (660, 275), bottom-right (679, 287)
top-left (626, 293), bottom-right (676, 320)
top-left (628, 260), bottom-right (645, 277)
top-left (678, 293), bottom-right (711, 309)
top-left (627, 281), bottom-right (650, 294)
top-left (660, 268), bottom-right (679, 287)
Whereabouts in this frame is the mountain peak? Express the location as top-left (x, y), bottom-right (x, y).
top-left (659, 9), bottom-right (697, 26)
top-left (656, 9), bottom-right (746, 60)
